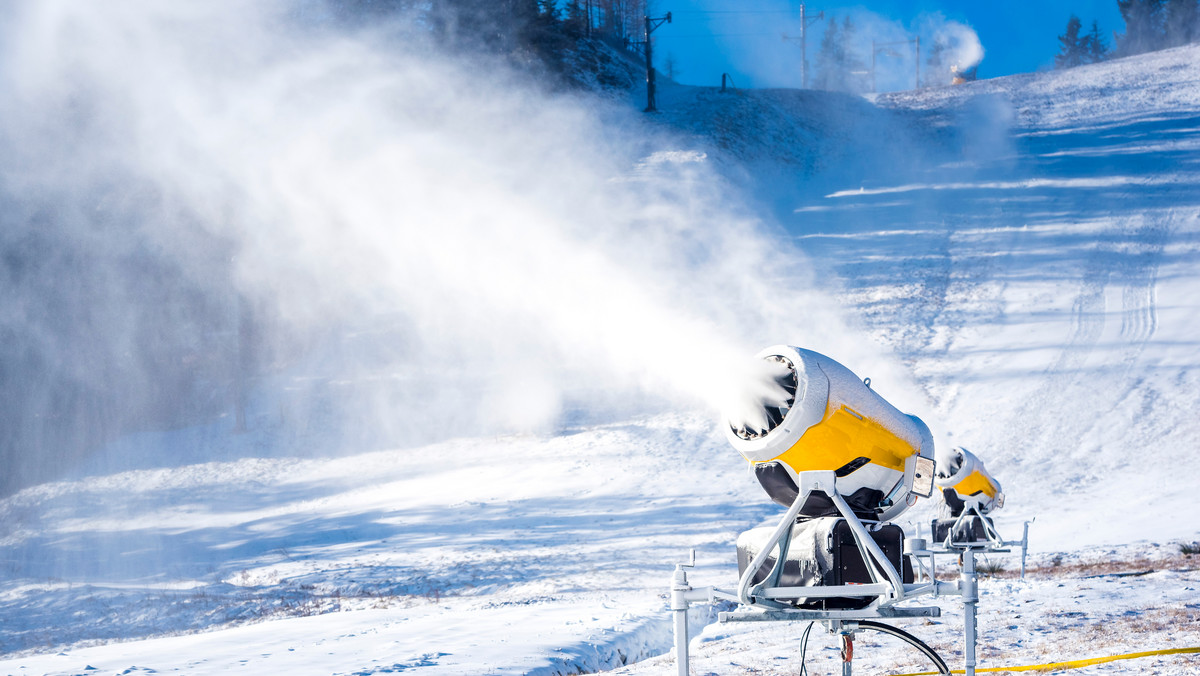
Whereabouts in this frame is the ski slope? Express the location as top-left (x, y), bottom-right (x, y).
top-left (3, 18), bottom-right (1200, 676)
top-left (804, 45), bottom-right (1200, 550)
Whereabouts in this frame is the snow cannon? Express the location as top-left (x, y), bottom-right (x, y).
top-left (934, 446), bottom-right (1003, 516)
top-left (723, 346), bottom-right (935, 521)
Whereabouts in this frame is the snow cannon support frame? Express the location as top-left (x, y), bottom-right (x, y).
top-left (927, 503), bottom-right (1034, 578)
top-left (670, 470), bottom-right (969, 676)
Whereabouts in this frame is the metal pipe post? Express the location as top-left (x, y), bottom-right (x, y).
top-left (915, 35), bottom-right (920, 89)
top-left (643, 15), bottom-right (655, 112)
top-left (961, 549), bottom-right (979, 676)
top-left (800, 4), bottom-right (808, 89)
top-left (1020, 521), bottom-right (1030, 579)
top-left (671, 561), bottom-right (693, 676)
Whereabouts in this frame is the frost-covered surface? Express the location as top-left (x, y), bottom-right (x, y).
top-left (4, 36), bottom-right (1200, 676)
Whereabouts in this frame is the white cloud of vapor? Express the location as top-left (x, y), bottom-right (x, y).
top-left (697, 5), bottom-right (985, 93)
top-left (0, 1), bottom-right (910, 479)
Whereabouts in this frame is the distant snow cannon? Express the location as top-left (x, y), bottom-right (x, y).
top-left (935, 446), bottom-right (1004, 516)
top-left (931, 446), bottom-right (1009, 547)
top-left (723, 346), bottom-right (936, 522)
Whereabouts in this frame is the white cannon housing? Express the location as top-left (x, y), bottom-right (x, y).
top-left (723, 346), bottom-right (935, 522)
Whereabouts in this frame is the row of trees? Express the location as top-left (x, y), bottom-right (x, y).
top-left (1057, 0), bottom-right (1200, 69)
top-left (332, 0), bottom-right (654, 55)
top-left (812, 17), bottom-right (865, 93)
top-left (1117, 0), bottom-right (1199, 54)
top-left (1056, 16), bottom-right (1110, 68)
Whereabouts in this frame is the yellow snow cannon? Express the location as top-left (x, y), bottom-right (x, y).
top-left (723, 346), bottom-right (935, 522)
top-left (934, 446), bottom-right (1004, 516)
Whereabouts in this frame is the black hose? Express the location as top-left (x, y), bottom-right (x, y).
top-left (797, 621), bottom-right (814, 676)
top-left (856, 620), bottom-right (950, 675)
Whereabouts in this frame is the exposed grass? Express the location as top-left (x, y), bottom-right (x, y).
top-left (976, 559), bottom-right (1006, 577)
top-left (993, 549), bottom-right (1199, 580)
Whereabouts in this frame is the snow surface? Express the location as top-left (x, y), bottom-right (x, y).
top-left (616, 543), bottom-right (1200, 675)
top-left (4, 30), bottom-right (1200, 676)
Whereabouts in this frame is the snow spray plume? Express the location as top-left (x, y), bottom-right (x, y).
top-left (0, 1), bottom-right (900, 492)
top-left (837, 10), bottom-right (985, 93)
top-left (919, 15), bottom-right (985, 86)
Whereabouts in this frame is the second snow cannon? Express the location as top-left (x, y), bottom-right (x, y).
top-left (931, 446), bottom-right (1008, 546)
top-left (723, 345), bottom-right (936, 521)
top-left (935, 446), bottom-right (1004, 516)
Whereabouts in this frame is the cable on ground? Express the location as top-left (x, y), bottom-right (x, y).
top-left (857, 620), bottom-right (950, 675)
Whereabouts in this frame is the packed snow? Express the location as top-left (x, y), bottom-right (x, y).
top-left (3, 9), bottom-right (1200, 676)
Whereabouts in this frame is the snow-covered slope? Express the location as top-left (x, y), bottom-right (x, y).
top-left (3, 27), bottom-right (1200, 676)
top-left (792, 45), bottom-right (1200, 549)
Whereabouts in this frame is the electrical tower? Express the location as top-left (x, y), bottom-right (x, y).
top-left (781, 4), bottom-right (824, 89)
top-left (642, 12), bottom-right (672, 112)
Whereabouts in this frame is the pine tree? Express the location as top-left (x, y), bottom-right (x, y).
top-left (663, 52), bottom-right (678, 80)
top-left (563, 0), bottom-right (587, 37)
top-left (1084, 20), bottom-right (1111, 62)
top-left (840, 16), bottom-right (867, 93)
top-left (814, 18), bottom-right (841, 91)
top-left (925, 36), bottom-right (949, 86)
top-left (813, 15), bottom-right (867, 93)
top-left (1056, 14), bottom-right (1086, 68)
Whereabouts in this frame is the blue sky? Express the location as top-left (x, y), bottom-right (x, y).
top-left (653, 1), bottom-right (1125, 90)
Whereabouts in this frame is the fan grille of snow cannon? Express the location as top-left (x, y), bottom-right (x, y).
top-left (729, 355), bottom-right (798, 441)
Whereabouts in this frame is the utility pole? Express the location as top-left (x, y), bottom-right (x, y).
top-left (781, 4), bottom-right (823, 89)
top-left (643, 12), bottom-right (672, 112)
top-left (915, 35), bottom-right (921, 89)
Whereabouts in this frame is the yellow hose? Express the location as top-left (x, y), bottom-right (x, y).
top-left (892, 645), bottom-right (1200, 675)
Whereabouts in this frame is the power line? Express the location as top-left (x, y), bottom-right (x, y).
top-left (672, 9), bottom-right (798, 13)
top-left (657, 32), bottom-right (781, 37)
